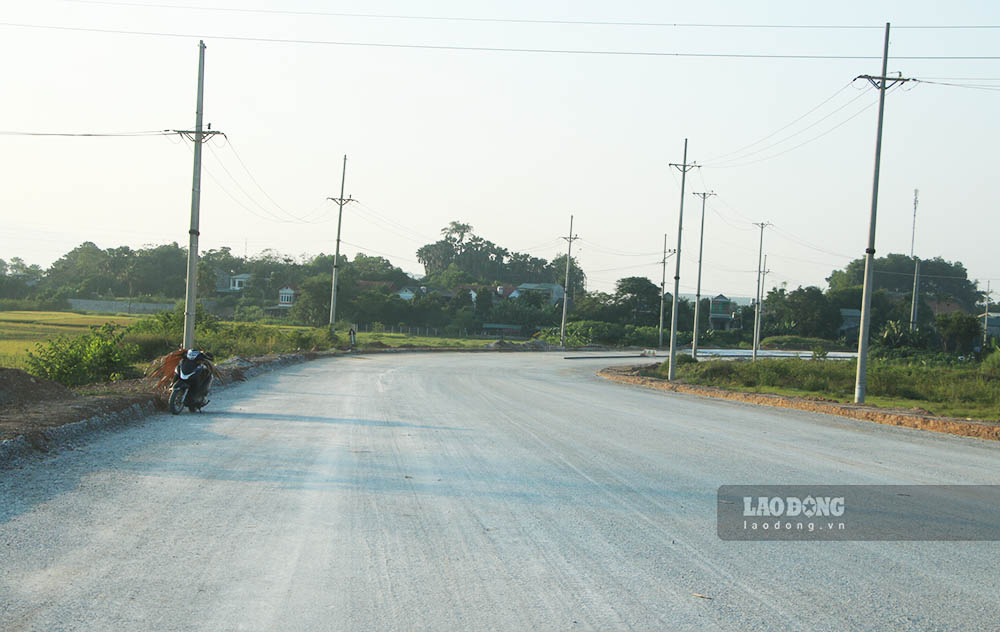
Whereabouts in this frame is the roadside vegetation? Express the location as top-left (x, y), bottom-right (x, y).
top-left (652, 349), bottom-right (1000, 421)
top-left (1, 307), bottom-right (496, 386)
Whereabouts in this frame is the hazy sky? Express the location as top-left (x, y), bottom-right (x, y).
top-left (2, 0), bottom-right (998, 298)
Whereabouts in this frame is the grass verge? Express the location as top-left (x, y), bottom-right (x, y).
top-left (652, 357), bottom-right (1000, 421)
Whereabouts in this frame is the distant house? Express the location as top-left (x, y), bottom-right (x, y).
top-left (986, 313), bottom-right (1000, 338)
top-left (495, 284), bottom-right (518, 299)
top-left (509, 283), bottom-right (565, 306)
top-left (263, 286), bottom-right (297, 317)
top-left (839, 308), bottom-right (862, 338)
top-left (278, 286), bottom-right (296, 307)
top-left (215, 272), bottom-right (251, 294)
top-left (397, 286), bottom-right (422, 301)
top-left (709, 294), bottom-right (740, 331)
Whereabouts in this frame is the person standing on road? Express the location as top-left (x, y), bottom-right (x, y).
top-left (349, 327), bottom-right (357, 347)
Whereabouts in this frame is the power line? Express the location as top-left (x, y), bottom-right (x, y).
top-left (701, 81), bottom-right (855, 164)
top-left (704, 92), bottom-right (882, 169)
top-left (219, 138), bottom-right (324, 223)
top-left (704, 85), bottom-right (873, 166)
top-left (3, 22), bottom-right (999, 60)
top-left (578, 239), bottom-right (660, 257)
top-left (0, 129), bottom-right (171, 137)
top-left (912, 78), bottom-right (1000, 92)
top-left (52, 1), bottom-right (1000, 30)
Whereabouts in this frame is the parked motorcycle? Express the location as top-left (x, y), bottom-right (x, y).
top-left (168, 349), bottom-right (215, 414)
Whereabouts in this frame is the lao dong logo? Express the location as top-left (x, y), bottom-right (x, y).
top-left (743, 495), bottom-right (845, 518)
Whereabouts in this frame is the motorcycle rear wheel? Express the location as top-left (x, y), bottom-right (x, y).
top-left (168, 387), bottom-right (187, 415)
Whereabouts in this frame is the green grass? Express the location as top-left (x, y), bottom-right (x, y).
top-left (355, 331), bottom-right (490, 349)
top-left (654, 357), bottom-right (1000, 421)
top-left (0, 311), bottom-right (142, 369)
top-left (758, 335), bottom-right (849, 352)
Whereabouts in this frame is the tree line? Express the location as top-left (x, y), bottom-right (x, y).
top-left (1, 222), bottom-right (986, 350)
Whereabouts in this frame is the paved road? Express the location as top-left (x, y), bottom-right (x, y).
top-left (2, 353), bottom-right (999, 631)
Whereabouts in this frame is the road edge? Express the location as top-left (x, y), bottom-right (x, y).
top-left (597, 365), bottom-right (1000, 442)
top-left (0, 352), bottom-right (315, 468)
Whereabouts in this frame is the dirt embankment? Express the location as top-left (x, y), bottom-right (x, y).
top-left (0, 352), bottom-right (326, 449)
top-left (598, 364), bottom-right (1000, 442)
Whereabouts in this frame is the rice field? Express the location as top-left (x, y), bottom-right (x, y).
top-left (0, 311), bottom-right (141, 369)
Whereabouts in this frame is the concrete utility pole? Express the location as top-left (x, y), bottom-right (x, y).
top-left (984, 280), bottom-right (992, 350)
top-left (691, 191), bottom-right (715, 359)
top-left (559, 215), bottom-right (579, 347)
top-left (180, 41), bottom-right (221, 349)
top-left (909, 188), bottom-right (920, 332)
top-left (751, 222), bottom-right (772, 362)
top-left (854, 22), bottom-right (912, 403)
top-left (667, 139), bottom-right (698, 380)
top-left (658, 234), bottom-right (676, 348)
top-left (327, 155), bottom-right (355, 335)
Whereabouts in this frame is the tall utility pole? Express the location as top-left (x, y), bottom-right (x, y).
top-left (854, 22), bottom-right (912, 403)
top-left (327, 155), bottom-right (354, 335)
top-left (909, 189), bottom-right (920, 332)
top-left (691, 191), bottom-right (715, 359)
top-left (180, 41), bottom-right (222, 350)
top-left (667, 139), bottom-right (698, 380)
top-left (658, 235), bottom-right (676, 348)
top-left (751, 222), bottom-right (772, 361)
top-left (559, 215), bottom-right (579, 347)
top-left (984, 280), bottom-right (992, 350)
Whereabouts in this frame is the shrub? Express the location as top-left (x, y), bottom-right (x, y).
top-left (122, 331), bottom-right (176, 360)
top-left (26, 323), bottom-right (138, 386)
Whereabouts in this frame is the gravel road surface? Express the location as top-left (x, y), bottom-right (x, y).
top-left (2, 352), bottom-right (999, 631)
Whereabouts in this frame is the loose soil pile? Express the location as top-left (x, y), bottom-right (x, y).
top-left (0, 368), bottom-right (76, 408)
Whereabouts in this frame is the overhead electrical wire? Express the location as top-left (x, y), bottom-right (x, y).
top-left (703, 91), bottom-right (884, 169)
top-left (220, 138), bottom-right (327, 223)
top-left (0, 129), bottom-right (172, 137)
top-left (339, 239), bottom-right (423, 267)
top-left (2, 22), bottom-right (998, 60)
top-left (52, 1), bottom-right (1000, 30)
top-left (703, 85), bottom-right (873, 166)
top-left (578, 239), bottom-right (661, 257)
top-left (700, 81), bottom-right (856, 164)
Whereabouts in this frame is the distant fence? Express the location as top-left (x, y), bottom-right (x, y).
top-left (68, 299), bottom-right (175, 314)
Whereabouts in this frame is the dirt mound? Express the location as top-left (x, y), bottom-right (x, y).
top-left (0, 368), bottom-right (77, 408)
top-left (363, 341), bottom-right (389, 349)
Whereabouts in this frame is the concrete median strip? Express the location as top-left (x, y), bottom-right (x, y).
top-left (598, 364), bottom-right (1000, 442)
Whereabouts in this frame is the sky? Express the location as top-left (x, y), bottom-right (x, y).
top-left (1, 0), bottom-right (998, 300)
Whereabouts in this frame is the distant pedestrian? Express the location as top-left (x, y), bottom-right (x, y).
top-left (349, 327), bottom-right (357, 347)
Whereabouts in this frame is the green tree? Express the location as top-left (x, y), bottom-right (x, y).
top-left (289, 274), bottom-right (331, 326)
top-left (936, 312), bottom-right (982, 353)
top-left (786, 286), bottom-right (840, 339)
top-left (548, 253), bottom-right (586, 297)
top-left (827, 254), bottom-right (979, 311)
top-left (614, 277), bottom-right (660, 325)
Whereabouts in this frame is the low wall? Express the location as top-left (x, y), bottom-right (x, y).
top-left (68, 299), bottom-right (175, 314)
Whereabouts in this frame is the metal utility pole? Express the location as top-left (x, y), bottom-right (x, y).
top-left (327, 155), bottom-right (355, 335)
top-left (559, 215), bottom-right (578, 347)
top-left (751, 222), bottom-right (772, 361)
top-left (854, 22), bottom-right (912, 403)
top-left (909, 189), bottom-right (920, 332)
top-left (667, 139), bottom-right (698, 380)
top-left (691, 191), bottom-right (715, 359)
top-left (180, 41), bottom-right (221, 350)
top-left (658, 235), bottom-right (676, 348)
